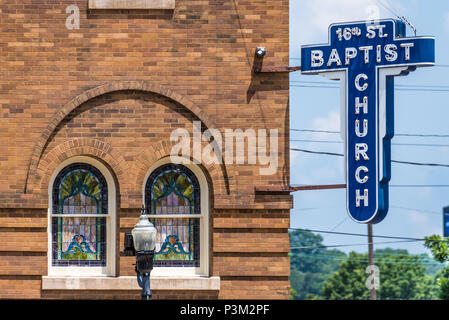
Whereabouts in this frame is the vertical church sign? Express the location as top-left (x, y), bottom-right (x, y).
top-left (301, 20), bottom-right (435, 223)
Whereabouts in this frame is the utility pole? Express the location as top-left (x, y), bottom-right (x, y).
top-left (270, 183), bottom-right (380, 299)
top-left (368, 223), bottom-right (377, 300)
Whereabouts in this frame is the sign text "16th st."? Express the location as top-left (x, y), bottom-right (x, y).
top-left (310, 25), bottom-right (415, 68)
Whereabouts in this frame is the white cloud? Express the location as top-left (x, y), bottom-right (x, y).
top-left (405, 210), bottom-right (441, 237)
top-left (311, 109), bottom-right (340, 133)
top-left (445, 12), bottom-right (449, 33)
top-left (409, 210), bottom-right (429, 225)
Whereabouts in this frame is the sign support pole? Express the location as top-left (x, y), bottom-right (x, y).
top-left (368, 223), bottom-right (376, 300)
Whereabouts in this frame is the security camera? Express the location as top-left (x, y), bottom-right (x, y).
top-left (255, 47), bottom-right (266, 58)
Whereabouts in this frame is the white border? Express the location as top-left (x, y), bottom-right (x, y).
top-left (141, 156), bottom-right (210, 277)
top-left (47, 156), bottom-right (117, 277)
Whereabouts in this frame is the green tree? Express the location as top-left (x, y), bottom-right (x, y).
top-left (289, 230), bottom-right (346, 300)
top-left (289, 287), bottom-right (298, 300)
top-left (321, 248), bottom-right (439, 300)
top-left (424, 235), bottom-right (449, 299)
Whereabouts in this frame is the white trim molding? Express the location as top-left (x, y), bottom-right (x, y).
top-left (42, 276), bottom-right (220, 291)
top-left (47, 156), bottom-right (117, 277)
top-left (142, 156), bottom-right (210, 277)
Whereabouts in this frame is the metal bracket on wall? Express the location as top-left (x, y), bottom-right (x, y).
top-left (255, 184), bottom-right (346, 193)
top-left (254, 65), bottom-right (301, 73)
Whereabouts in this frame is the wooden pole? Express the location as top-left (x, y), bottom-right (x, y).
top-left (368, 223), bottom-right (377, 300)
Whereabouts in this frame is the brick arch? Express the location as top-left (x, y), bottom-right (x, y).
top-left (24, 81), bottom-right (218, 194)
top-left (29, 138), bottom-right (130, 197)
top-left (134, 140), bottom-right (235, 199)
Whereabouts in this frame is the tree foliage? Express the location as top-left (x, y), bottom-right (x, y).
top-left (289, 230), bottom-right (346, 300)
top-left (425, 235), bottom-right (449, 263)
top-left (320, 249), bottom-right (439, 300)
top-left (424, 235), bottom-right (449, 299)
top-left (289, 230), bottom-right (441, 300)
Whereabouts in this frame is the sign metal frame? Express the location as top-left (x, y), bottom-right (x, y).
top-left (301, 19), bottom-right (435, 224)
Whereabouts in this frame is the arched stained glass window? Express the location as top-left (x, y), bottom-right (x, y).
top-left (51, 163), bottom-right (108, 267)
top-left (145, 163), bottom-right (201, 267)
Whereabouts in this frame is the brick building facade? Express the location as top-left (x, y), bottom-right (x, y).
top-left (0, 0), bottom-right (291, 299)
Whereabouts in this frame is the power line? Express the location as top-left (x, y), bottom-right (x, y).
top-left (290, 84), bottom-right (449, 92)
top-left (390, 205), bottom-right (441, 215)
top-left (393, 159), bottom-right (449, 168)
top-left (291, 239), bottom-right (423, 250)
top-left (290, 128), bottom-right (449, 138)
top-left (291, 207), bottom-right (322, 213)
top-left (396, 84), bottom-right (449, 89)
top-left (291, 252), bottom-right (443, 266)
top-left (330, 217), bottom-right (348, 232)
top-left (291, 129), bottom-right (339, 134)
top-left (389, 142), bottom-right (449, 147)
top-left (374, 0), bottom-right (402, 19)
top-left (290, 184), bottom-right (449, 188)
top-left (291, 147), bottom-right (343, 157)
top-left (288, 58), bottom-right (449, 69)
top-left (290, 147), bottom-right (449, 168)
top-left (294, 247), bottom-right (434, 259)
top-left (381, 88), bottom-right (449, 92)
top-left (395, 133), bottom-right (449, 138)
top-left (291, 139), bottom-right (342, 144)
top-left (291, 80), bottom-right (449, 89)
top-left (290, 203), bottom-right (444, 214)
top-left (390, 185), bottom-right (449, 188)
top-left (290, 139), bottom-right (449, 148)
top-left (292, 250), bottom-right (437, 260)
top-left (289, 227), bottom-right (426, 241)
top-left (291, 84), bottom-right (340, 89)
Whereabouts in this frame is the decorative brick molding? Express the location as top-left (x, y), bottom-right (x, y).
top-left (133, 140), bottom-right (235, 202)
top-left (27, 138), bottom-right (236, 210)
top-left (88, 0), bottom-right (175, 10)
top-left (24, 81), bottom-right (218, 195)
top-left (30, 138), bottom-right (130, 198)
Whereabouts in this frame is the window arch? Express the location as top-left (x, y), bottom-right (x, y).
top-left (48, 157), bottom-right (116, 276)
top-left (144, 162), bottom-right (207, 271)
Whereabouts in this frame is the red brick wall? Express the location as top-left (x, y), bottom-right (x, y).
top-left (0, 0), bottom-right (291, 299)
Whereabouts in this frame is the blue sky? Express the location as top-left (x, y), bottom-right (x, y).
top-left (289, 0), bottom-right (449, 255)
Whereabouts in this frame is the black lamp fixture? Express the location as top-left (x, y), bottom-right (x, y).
top-left (124, 205), bottom-right (157, 300)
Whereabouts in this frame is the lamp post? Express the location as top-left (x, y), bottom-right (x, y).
top-left (124, 206), bottom-right (157, 300)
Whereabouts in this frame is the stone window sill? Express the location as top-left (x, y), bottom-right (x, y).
top-left (88, 0), bottom-right (175, 9)
top-left (42, 275), bottom-right (220, 291)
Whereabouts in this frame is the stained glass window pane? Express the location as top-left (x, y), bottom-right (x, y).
top-left (145, 164), bottom-right (200, 267)
top-left (152, 218), bottom-right (200, 264)
top-left (51, 163), bottom-right (107, 267)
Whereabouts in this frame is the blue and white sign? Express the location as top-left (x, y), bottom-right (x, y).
top-left (301, 19), bottom-right (435, 224)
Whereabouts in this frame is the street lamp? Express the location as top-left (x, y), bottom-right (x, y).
top-left (124, 206), bottom-right (157, 300)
